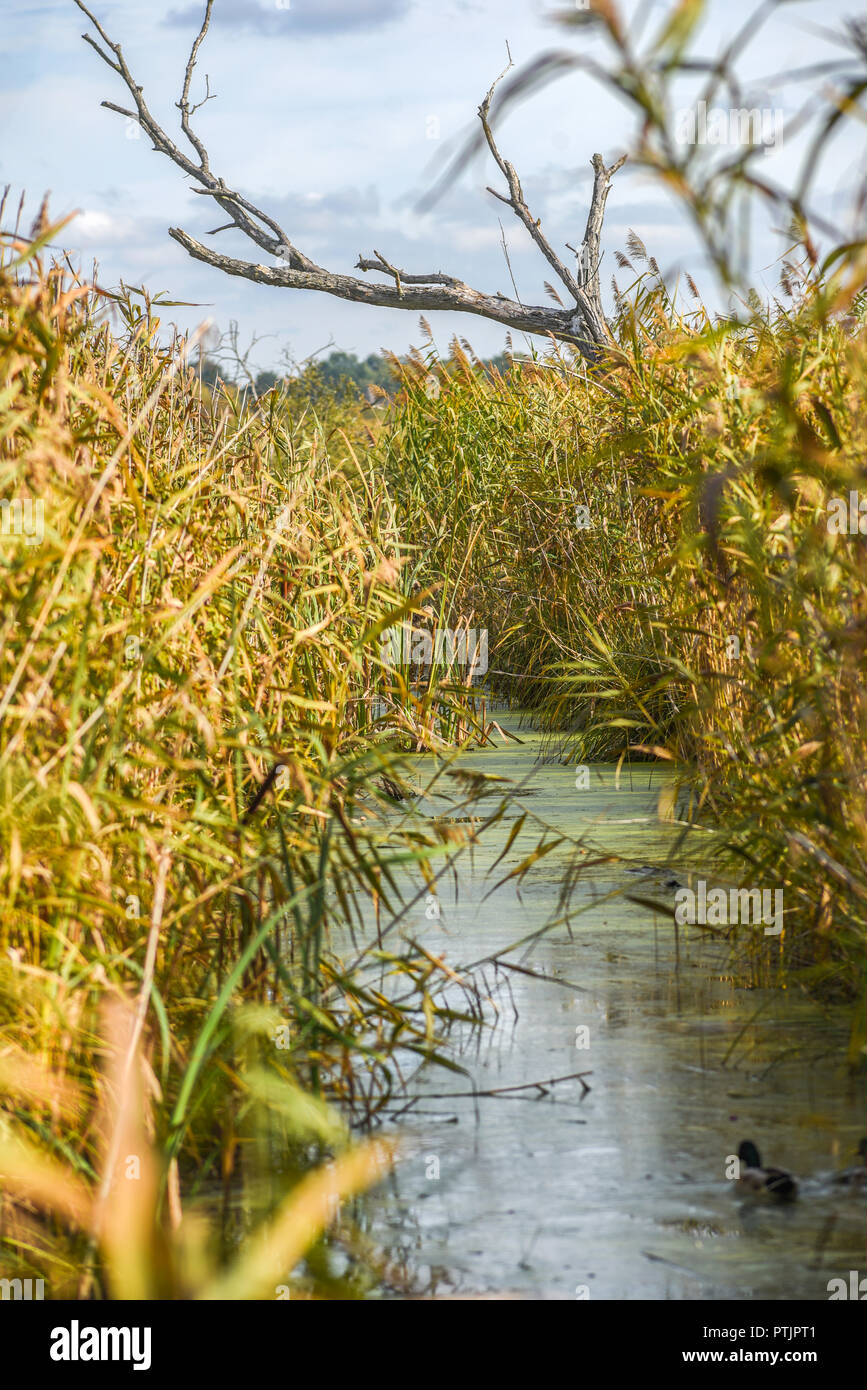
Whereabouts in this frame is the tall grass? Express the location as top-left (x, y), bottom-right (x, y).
top-left (0, 218), bottom-right (496, 1297)
top-left (378, 249), bottom-right (867, 1053)
top-left (370, 0), bottom-right (867, 1056)
top-left (4, 0), bottom-right (867, 1303)
top-left (377, 335), bottom-right (669, 730)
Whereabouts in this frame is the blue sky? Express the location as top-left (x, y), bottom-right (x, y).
top-left (2, 0), bottom-right (862, 373)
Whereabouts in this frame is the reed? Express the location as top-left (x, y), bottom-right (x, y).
top-left (378, 255), bottom-right (867, 1052)
top-left (0, 221), bottom-right (492, 1297)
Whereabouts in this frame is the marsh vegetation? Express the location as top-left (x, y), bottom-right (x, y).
top-left (2, 0), bottom-right (867, 1299)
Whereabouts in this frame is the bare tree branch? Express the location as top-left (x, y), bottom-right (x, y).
top-left (176, 0), bottom-right (216, 174)
top-left (74, 0), bottom-right (310, 268)
top-left (476, 52), bottom-right (619, 351)
top-left (169, 228), bottom-right (595, 344)
top-left (576, 152), bottom-right (627, 328)
top-left (73, 3), bottom-right (626, 361)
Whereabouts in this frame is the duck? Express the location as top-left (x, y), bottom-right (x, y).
top-left (832, 1138), bottom-right (867, 1187)
top-left (737, 1139), bottom-right (798, 1201)
top-left (378, 773), bottom-right (407, 802)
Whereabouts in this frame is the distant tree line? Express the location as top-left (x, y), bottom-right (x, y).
top-left (198, 349), bottom-right (519, 400)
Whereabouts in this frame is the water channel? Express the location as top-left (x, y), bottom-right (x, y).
top-left (357, 719), bottom-right (867, 1299)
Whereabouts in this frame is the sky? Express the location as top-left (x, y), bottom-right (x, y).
top-left (2, 0), bottom-right (864, 375)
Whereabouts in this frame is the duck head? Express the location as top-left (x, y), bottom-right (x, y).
top-left (738, 1140), bottom-right (762, 1168)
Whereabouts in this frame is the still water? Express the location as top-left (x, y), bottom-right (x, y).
top-left (358, 721), bottom-right (867, 1300)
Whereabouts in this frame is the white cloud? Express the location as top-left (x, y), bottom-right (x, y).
top-left (451, 225), bottom-right (511, 252)
top-left (74, 210), bottom-right (139, 246)
top-left (165, 0), bottom-right (412, 38)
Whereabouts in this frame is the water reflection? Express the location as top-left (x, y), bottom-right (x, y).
top-left (356, 724), bottom-right (867, 1299)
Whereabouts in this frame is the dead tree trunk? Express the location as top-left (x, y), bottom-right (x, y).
top-left (74, 1), bottom-right (625, 362)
